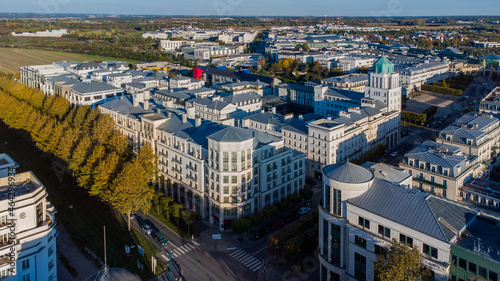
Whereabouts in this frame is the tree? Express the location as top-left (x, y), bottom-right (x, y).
top-left (152, 191), bottom-right (163, 214)
top-left (374, 239), bottom-right (434, 281)
top-left (300, 188), bottom-right (314, 200)
top-left (232, 217), bottom-right (251, 239)
top-left (181, 209), bottom-right (197, 237)
top-left (302, 43), bottom-right (311, 51)
top-left (247, 211), bottom-right (264, 227)
top-left (288, 193), bottom-right (302, 205)
top-left (263, 205), bottom-right (278, 219)
top-left (109, 159), bottom-right (155, 231)
top-left (160, 196), bottom-right (175, 220)
top-left (171, 203), bottom-right (183, 226)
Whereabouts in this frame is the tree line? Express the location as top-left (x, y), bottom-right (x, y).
top-left (0, 74), bottom-right (156, 231)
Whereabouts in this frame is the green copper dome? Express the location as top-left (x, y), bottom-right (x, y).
top-left (374, 56), bottom-right (394, 74)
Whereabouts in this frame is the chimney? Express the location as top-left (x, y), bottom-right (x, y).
top-left (195, 116), bottom-right (202, 127)
top-left (261, 109), bottom-right (265, 114)
top-left (284, 113), bottom-right (293, 120)
top-left (270, 107), bottom-right (276, 114)
top-left (144, 100), bottom-right (149, 110)
top-left (156, 108), bottom-right (161, 114)
top-left (186, 106), bottom-right (196, 119)
top-left (298, 114), bottom-right (304, 121)
top-left (182, 113), bottom-right (187, 123)
top-left (133, 94), bottom-right (139, 107)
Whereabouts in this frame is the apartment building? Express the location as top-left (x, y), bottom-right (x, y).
top-left (66, 81), bottom-right (123, 106)
top-left (169, 76), bottom-right (205, 91)
top-left (399, 61), bottom-right (450, 94)
top-left (0, 154), bottom-right (58, 281)
top-left (98, 96), bottom-right (306, 230)
top-left (480, 87), bottom-right (500, 114)
top-left (399, 140), bottom-right (480, 201)
top-left (437, 112), bottom-right (500, 168)
top-left (336, 56), bottom-right (376, 73)
top-left (19, 63), bottom-right (69, 90)
top-left (321, 74), bottom-right (369, 93)
top-left (318, 161), bottom-right (499, 281)
top-left (160, 40), bottom-right (195, 51)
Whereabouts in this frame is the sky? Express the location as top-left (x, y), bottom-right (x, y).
top-left (2, 0), bottom-right (500, 17)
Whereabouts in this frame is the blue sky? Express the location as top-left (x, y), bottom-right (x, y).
top-left (4, 0), bottom-right (500, 16)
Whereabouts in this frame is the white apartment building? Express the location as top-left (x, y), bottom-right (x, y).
top-left (336, 56), bottom-right (376, 73)
top-left (106, 73), bottom-right (133, 88)
top-left (98, 96), bottom-right (306, 231)
top-left (480, 87), bottom-right (500, 114)
top-left (169, 76), bottom-right (205, 91)
top-left (399, 140), bottom-right (481, 201)
top-left (66, 81), bottom-right (123, 106)
top-left (437, 113), bottom-right (500, 168)
top-left (399, 61), bottom-right (450, 94)
top-left (160, 40), bottom-right (195, 51)
top-left (19, 63), bottom-right (69, 90)
top-left (319, 161), bottom-right (484, 281)
top-left (0, 154), bottom-right (58, 281)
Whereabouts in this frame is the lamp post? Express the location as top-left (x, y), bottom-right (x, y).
top-left (167, 250), bottom-right (174, 281)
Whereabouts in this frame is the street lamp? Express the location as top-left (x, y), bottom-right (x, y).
top-left (166, 250), bottom-right (174, 281)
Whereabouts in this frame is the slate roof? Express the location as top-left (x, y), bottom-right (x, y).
top-left (74, 61), bottom-right (101, 70)
top-left (222, 92), bottom-right (261, 104)
top-left (199, 67), bottom-right (277, 84)
top-left (322, 75), bottom-right (368, 84)
top-left (323, 162), bottom-right (374, 183)
top-left (361, 162), bottom-right (411, 185)
top-left (480, 53), bottom-right (500, 61)
top-left (208, 126), bottom-right (253, 142)
top-left (438, 113), bottom-right (499, 146)
top-left (347, 178), bottom-right (479, 242)
top-left (71, 81), bottom-right (121, 94)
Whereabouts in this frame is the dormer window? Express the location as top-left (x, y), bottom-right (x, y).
top-left (467, 139), bottom-right (472, 146)
top-left (443, 169), bottom-right (448, 176)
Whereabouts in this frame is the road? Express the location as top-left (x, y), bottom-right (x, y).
top-left (130, 213), bottom-right (262, 281)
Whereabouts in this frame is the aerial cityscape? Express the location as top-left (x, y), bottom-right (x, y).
top-left (0, 2), bottom-right (499, 281)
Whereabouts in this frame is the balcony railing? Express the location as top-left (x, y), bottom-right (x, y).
top-left (413, 177), bottom-right (447, 189)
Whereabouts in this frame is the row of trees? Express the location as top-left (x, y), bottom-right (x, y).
top-left (151, 192), bottom-right (197, 237)
top-left (0, 74), bottom-right (156, 231)
top-left (422, 84), bottom-right (463, 96)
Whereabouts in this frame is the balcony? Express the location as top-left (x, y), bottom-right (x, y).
top-left (172, 158), bottom-right (182, 165)
top-left (413, 177), bottom-right (447, 189)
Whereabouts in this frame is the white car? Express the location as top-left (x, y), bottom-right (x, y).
top-left (298, 207), bottom-right (311, 215)
top-left (141, 225), bottom-right (152, 235)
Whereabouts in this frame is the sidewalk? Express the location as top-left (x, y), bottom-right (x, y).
top-left (56, 226), bottom-right (99, 281)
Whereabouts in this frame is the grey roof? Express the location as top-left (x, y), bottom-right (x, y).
top-left (71, 81), bottom-right (121, 94)
top-left (74, 61), bottom-right (101, 70)
top-left (98, 96), bottom-right (184, 120)
top-left (244, 112), bottom-right (308, 134)
top-left (480, 53), bottom-right (500, 61)
top-left (323, 162), bottom-right (374, 183)
top-left (438, 113), bottom-right (499, 146)
top-left (322, 74), bottom-right (368, 84)
top-left (361, 162), bottom-right (411, 185)
top-left (324, 87), bottom-right (365, 101)
top-left (155, 90), bottom-right (192, 101)
top-left (277, 83), bottom-right (315, 93)
top-left (222, 92), bottom-right (261, 104)
top-left (347, 178), bottom-right (478, 242)
top-left (46, 74), bottom-right (77, 84)
top-left (208, 126), bottom-right (253, 142)
top-left (189, 98), bottom-right (232, 110)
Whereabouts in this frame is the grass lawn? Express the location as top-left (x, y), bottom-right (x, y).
top-left (148, 209), bottom-right (191, 239)
top-left (0, 122), bottom-right (158, 280)
top-left (0, 47), bottom-right (138, 73)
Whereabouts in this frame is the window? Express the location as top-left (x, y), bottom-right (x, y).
top-left (223, 186), bottom-right (229, 194)
top-left (479, 266), bottom-right (487, 279)
top-left (22, 259), bottom-right (30, 270)
top-left (23, 274), bottom-right (30, 281)
top-left (355, 236), bottom-right (366, 249)
top-left (223, 176), bottom-right (229, 183)
top-left (48, 258), bottom-right (55, 271)
top-left (422, 244), bottom-right (437, 259)
top-left (399, 234), bottom-right (413, 247)
top-left (231, 176), bottom-right (237, 184)
top-left (378, 225), bottom-right (391, 238)
top-left (490, 271), bottom-right (498, 281)
top-left (354, 252), bottom-right (366, 281)
top-left (358, 217), bottom-right (370, 229)
top-left (458, 258), bottom-right (467, 270)
top-left (374, 245), bottom-right (387, 256)
top-left (333, 189), bottom-right (342, 216)
top-left (468, 262), bottom-right (477, 274)
top-left (451, 255), bottom-right (457, 266)
top-left (443, 170), bottom-right (448, 176)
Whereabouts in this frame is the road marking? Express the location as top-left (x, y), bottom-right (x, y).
top-left (233, 252), bottom-right (248, 260)
top-left (176, 247), bottom-right (186, 254)
top-left (252, 264), bottom-right (263, 272)
top-left (185, 243), bottom-right (195, 250)
top-left (241, 256), bottom-right (256, 265)
top-left (236, 254), bottom-right (251, 263)
top-left (161, 254), bottom-right (169, 261)
top-left (247, 260), bottom-right (261, 268)
top-left (229, 250), bottom-right (242, 256)
top-left (253, 246), bottom-right (268, 255)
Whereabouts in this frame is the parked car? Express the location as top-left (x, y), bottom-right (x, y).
top-left (154, 232), bottom-right (168, 247)
top-left (298, 207), bottom-right (311, 215)
top-left (141, 224), bottom-right (152, 235)
top-left (271, 221), bottom-right (284, 230)
top-left (390, 152), bottom-right (398, 157)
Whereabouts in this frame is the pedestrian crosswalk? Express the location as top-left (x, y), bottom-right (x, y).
top-left (229, 249), bottom-right (263, 272)
top-left (161, 241), bottom-right (198, 261)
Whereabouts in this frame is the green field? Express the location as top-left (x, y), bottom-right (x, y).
top-left (0, 47), bottom-right (138, 73)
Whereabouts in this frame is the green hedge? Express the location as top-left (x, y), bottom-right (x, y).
top-left (402, 110), bottom-right (427, 124)
top-left (422, 84), bottom-right (462, 96)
